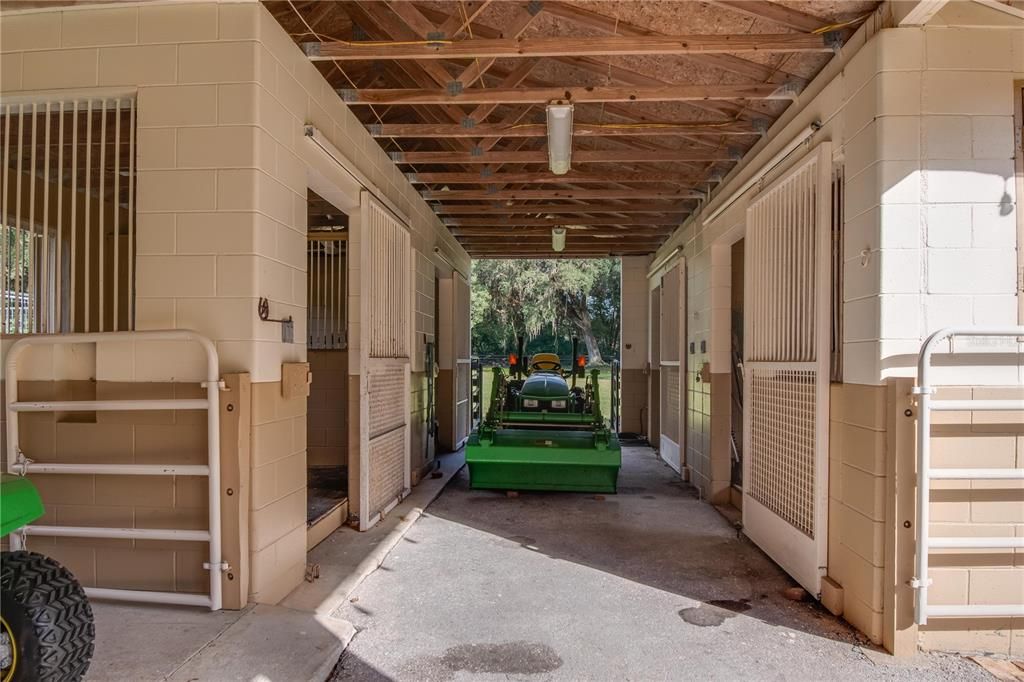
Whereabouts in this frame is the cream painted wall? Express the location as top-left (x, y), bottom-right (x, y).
top-left (0, 0), bottom-right (471, 604)
top-left (645, 3), bottom-right (1022, 653)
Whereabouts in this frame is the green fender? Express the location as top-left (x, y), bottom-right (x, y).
top-left (0, 474), bottom-right (45, 538)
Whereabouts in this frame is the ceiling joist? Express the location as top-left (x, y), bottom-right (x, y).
top-left (304, 33), bottom-right (832, 61)
top-left (434, 202), bottom-right (691, 214)
top-left (368, 121), bottom-right (758, 139)
top-left (421, 188), bottom-right (703, 200)
top-left (391, 149), bottom-right (735, 164)
top-left (407, 170), bottom-right (700, 185)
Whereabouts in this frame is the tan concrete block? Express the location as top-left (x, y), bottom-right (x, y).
top-left (174, 475), bottom-right (208, 509)
top-left (176, 211), bottom-right (263, 255)
top-left (275, 450), bottom-right (305, 499)
top-left (134, 504), bottom-right (207, 531)
top-left (175, 547), bottom-right (208, 592)
top-left (216, 169), bottom-right (257, 211)
top-left (22, 49), bottom-right (98, 90)
top-left (842, 595), bottom-right (883, 645)
top-left (833, 542), bottom-right (884, 611)
top-left (1, 52), bottom-right (23, 90)
top-left (840, 464), bottom-right (886, 521)
top-left (56, 422), bottom-right (133, 464)
top-left (1, 11), bottom-right (61, 52)
top-left (251, 488), bottom-right (304, 551)
top-left (215, 254), bottom-right (258, 297)
top-left (930, 479), bottom-right (972, 523)
top-left (970, 480), bottom-right (1024, 523)
top-left (256, 171), bottom-right (295, 226)
top-left (820, 575), bottom-right (844, 616)
top-left (32, 472), bottom-right (95, 506)
top-left (134, 297), bottom-right (176, 331)
top-left (930, 387), bottom-right (972, 425)
top-left (251, 381), bottom-right (279, 425)
top-left (218, 3), bottom-right (260, 40)
top-left (179, 41), bottom-right (259, 84)
top-left (138, 85), bottom-right (217, 128)
top-left (834, 383), bottom-right (887, 430)
top-left (252, 418), bottom-right (292, 467)
top-left (139, 3), bottom-right (218, 44)
top-left (175, 297), bottom-right (256, 342)
top-left (218, 83), bottom-right (259, 125)
top-left (930, 568), bottom-right (970, 605)
top-left (933, 433), bottom-right (1016, 468)
top-left (292, 415), bottom-right (307, 452)
top-left (45, 544), bottom-right (97, 586)
top-left (136, 128), bottom-right (176, 171)
top-left (972, 387), bottom-right (1024, 427)
top-left (95, 381), bottom-right (175, 424)
top-left (55, 504), bottom-right (132, 548)
top-left (838, 422), bottom-right (887, 476)
top-left (135, 255), bottom-right (216, 298)
top-left (251, 461), bottom-right (277, 510)
top-left (839, 503), bottom-right (885, 566)
top-left (97, 548), bottom-right (175, 592)
top-left (176, 126), bottom-right (260, 169)
top-left (137, 169), bottom-right (217, 212)
top-left (61, 7), bottom-right (137, 47)
top-left (921, 622), bottom-right (1013, 656)
top-left (18, 413), bottom-right (56, 460)
top-left (95, 475), bottom-right (174, 507)
top-left (134, 423), bottom-right (207, 465)
top-left (98, 45), bottom-right (176, 86)
top-left (136, 211), bottom-right (176, 255)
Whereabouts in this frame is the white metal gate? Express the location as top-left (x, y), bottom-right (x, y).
top-left (453, 272), bottom-right (472, 447)
top-left (742, 143), bottom-right (832, 596)
top-left (358, 193), bottom-right (411, 530)
top-left (659, 261), bottom-right (685, 473)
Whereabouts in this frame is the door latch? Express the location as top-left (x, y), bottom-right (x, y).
top-left (258, 297), bottom-right (294, 343)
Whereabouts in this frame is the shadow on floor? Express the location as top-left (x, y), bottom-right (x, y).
top-left (425, 446), bottom-right (867, 646)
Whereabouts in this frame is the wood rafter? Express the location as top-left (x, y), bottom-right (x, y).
top-left (407, 170), bottom-right (700, 185)
top-left (391, 149), bottom-right (735, 164)
top-left (421, 189), bottom-right (703, 200)
top-left (340, 84), bottom-right (793, 106)
top-left (444, 216), bottom-right (683, 226)
top-left (305, 33), bottom-right (830, 60)
top-left (368, 121), bottom-right (757, 138)
top-left (434, 202), bottom-right (691, 214)
top-left (705, 1), bottom-right (829, 33)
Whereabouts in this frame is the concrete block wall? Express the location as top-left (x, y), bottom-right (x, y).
top-left (0, 0), bottom-right (470, 605)
top-left (646, 6), bottom-right (1022, 653)
top-left (619, 257), bottom-right (649, 434)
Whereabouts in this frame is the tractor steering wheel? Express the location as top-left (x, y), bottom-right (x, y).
top-left (531, 360), bottom-right (562, 372)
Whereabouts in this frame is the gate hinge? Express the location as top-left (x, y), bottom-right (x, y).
top-left (910, 386), bottom-right (935, 396)
top-left (909, 577), bottom-right (932, 589)
top-left (205, 561), bottom-right (231, 572)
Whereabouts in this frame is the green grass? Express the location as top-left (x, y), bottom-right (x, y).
top-left (480, 366), bottom-right (613, 423)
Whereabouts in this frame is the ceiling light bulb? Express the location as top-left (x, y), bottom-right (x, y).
top-left (546, 102), bottom-right (574, 176)
top-left (552, 227), bottom-right (567, 252)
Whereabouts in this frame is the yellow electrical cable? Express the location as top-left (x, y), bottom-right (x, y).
top-left (811, 13), bottom-right (871, 34)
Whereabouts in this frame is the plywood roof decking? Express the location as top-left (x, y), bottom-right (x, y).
top-left (265, 0), bottom-right (879, 258)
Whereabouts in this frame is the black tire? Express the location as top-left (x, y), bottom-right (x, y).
top-left (0, 551), bottom-right (95, 682)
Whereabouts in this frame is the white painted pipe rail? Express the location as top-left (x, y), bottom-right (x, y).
top-left (911, 326), bottom-right (1024, 625)
top-left (5, 330), bottom-right (227, 610)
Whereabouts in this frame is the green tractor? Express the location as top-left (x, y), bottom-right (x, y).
top-left (1, 475), bottom-right (95, 682)
top-left (466, 338), bottom-right (621, 493)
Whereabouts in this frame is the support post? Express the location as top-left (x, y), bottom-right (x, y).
top-left (219, 372), bottom-right (251, 610)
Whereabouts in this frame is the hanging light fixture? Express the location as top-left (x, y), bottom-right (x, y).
top-left (551, 227), bottom-right (567, 252)
top-left (546, 101), bottom-right (574, 175)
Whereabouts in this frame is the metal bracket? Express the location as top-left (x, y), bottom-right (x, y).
top-left (910, 386), bottom-right (935, 396)
top-left (479, 167), bottom-right (493, 178)
top-left (405, 172), bottom-right (419, 183)
top-left (300, 42), bottom-right (321, 57)
top-left (388, 151), bottom-right (403, 162)
top-left (11, 452), bottom-right (33, 476)
top-left (204, 561), bottom-right (231, 573)
top-left (257, 297), bottom-right (294, 344)
top-left (470, 145), bottom-right (484, 157)
top-left (200, 380), bottom-right (228, 391)
top-left (460, 117), bottom-right (476, 129)
top-left (909, 577), bottom-right (932, 589)
top-left (367, 123), bottom-right (382, 136)
top-left (337, 89), bottom-right (358, 103)
top-left (527, 0), bottom-right (544, 16)
top-left (752, 117), bottom-right (770, 136)
top-left (446, 81), bottom-right (464, 96)
top-left (823, 30), bottom-right (843, 53)
top-left (426, 30), bottom-right (447, 44)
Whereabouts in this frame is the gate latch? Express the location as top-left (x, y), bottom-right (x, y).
top-left (258, 297), bottom-right (294, 343)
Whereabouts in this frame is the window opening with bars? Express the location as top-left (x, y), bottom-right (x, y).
top-left (1, 94), bottom-right (137, 335)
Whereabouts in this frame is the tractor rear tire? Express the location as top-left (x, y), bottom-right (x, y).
top-left (0, 550), bottom-right (95, 682)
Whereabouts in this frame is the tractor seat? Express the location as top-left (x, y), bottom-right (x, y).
top-left (530, 352), bottom-right (562, 372)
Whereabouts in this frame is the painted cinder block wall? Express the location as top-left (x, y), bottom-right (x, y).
top-left (0, 0), bottom-right (470, 605)
top-left (619, 256), bottom-right (651, 435)
top-left (650, 5), bottom-right (1022, 653)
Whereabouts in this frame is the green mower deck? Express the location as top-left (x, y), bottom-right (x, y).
top-left (466, 428), bottom-right (621, 493)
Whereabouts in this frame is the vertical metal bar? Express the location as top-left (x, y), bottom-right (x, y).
top-left (127, 98), bottom-right (135, 329)
top-left (56, 102), bottom-right (65, 332)
top-left (99, 98), bottom-right (107, 331)
top-left (14, 104), bottom-right (24, 334)
top-left (42, 102), bottom-right (51, 333)
top-left (84, 99), bottom-right (93, 332)
top-left (342, 241), bottom-right (347, 344)
top-left (70, 101), bottom-right (79, 332)
top-left (28, 103), bottom-right (38, 333)
top-left (113, 99), bottom-right (121, 331)
top-left (1, 105), bottom-right (10, 333)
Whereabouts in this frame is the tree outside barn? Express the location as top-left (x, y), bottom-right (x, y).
top-left (470, 258), bottom-right (621, 365)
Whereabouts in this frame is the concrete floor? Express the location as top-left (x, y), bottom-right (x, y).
top-left (330, 446), bottom-right (985, 682)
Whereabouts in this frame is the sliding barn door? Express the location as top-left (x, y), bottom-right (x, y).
top-left (742, 143), bottom-right (832, 596)
top-left (358, 193), bottom-right (412, 530)
top-left (658, 261), bottom-right (685, 473)
top-left (453, 272), bottom-right (472, 447)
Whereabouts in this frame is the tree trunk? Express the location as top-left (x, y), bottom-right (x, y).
top-left (572, 307), bottom-right (603, 365)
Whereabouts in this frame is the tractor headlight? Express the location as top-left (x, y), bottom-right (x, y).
top-left (523, 399), bottom-right (539, 408)
top-left (550, 400), bottom-right (566, 409)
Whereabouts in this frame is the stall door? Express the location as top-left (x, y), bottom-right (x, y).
top-left (358, 193), bottom-right (412, 530)
top-left (742, 143), bottom-right (831, 596)
top-left (658, 261), bottom-right (685, 473)
top-left (453, 272), bottom-right (472, 447)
